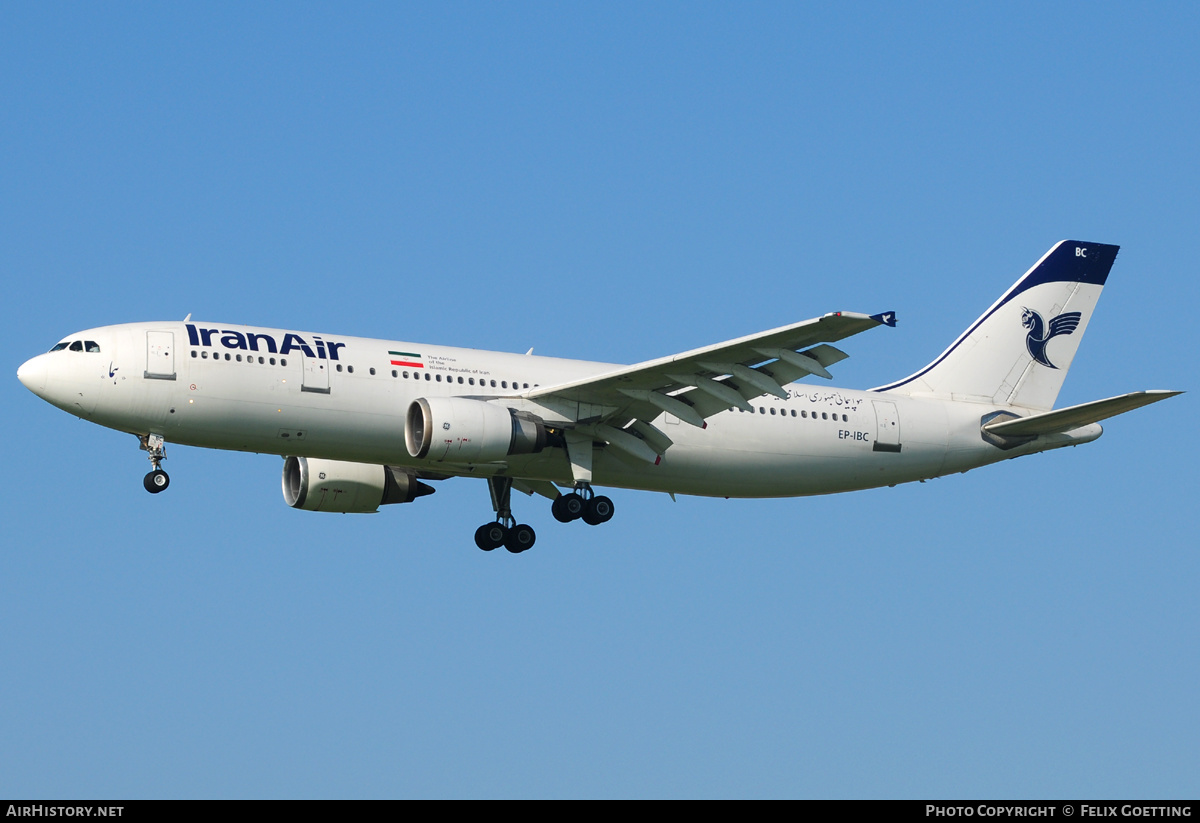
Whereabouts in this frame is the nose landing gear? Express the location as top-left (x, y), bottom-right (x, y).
top-left (139, 434), bottom-right (170, 494)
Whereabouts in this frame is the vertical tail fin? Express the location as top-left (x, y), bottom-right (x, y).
top-left (874, 241), bottom-right (1119, 410)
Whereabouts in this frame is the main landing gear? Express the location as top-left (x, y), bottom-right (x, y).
top-left (139, 433), bottom-right (170, 494)
top-left (474, 479), bottom-right (616, 553)
top-left (475, 477), bottom-right (537, 553)
top-left (551, 486), bottom-right (614, 526)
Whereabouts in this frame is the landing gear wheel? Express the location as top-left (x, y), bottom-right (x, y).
top-left (475, 523), bottom-right (507, 551)
top-left (139, 434), bottom-right (169, 493)
top-left (143, 469), bottom-right (170, 494)
top-left (504, 523), bottom-right (536, 553)
top-left (551, 492), bottom-right (586, 523)
top-left (582, 495), bottom-right (614, 525)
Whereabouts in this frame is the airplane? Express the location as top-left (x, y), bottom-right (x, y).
top-left (16, 240), bottom-right (1180, 553)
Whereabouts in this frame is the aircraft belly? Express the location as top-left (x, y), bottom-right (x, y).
top-left (168, 391), bottom-right (412, 462)
top-left (594, 446), bottom-right (859, 497)
top-left (584, 397), bottom-right (951, 497)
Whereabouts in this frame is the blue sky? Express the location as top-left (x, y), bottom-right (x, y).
top-left (2, 3), bottom-right (1196, 798)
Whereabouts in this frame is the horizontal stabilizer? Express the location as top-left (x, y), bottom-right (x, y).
top-left (983, 390), bottom-right (1181, 437)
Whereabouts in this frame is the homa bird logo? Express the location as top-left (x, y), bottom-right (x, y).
top-left (1021, 308), bottom-right (1081, 369)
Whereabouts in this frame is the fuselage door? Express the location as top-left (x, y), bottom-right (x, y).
top-left (145, 331), bottom-right (176, 380)
top-left (872, 399), bottom-right (901, 453)
top-left (302, 355), bottom-right (330, 394)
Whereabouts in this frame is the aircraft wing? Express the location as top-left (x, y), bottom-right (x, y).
top-left (521, 310), bottom-right (896, 464)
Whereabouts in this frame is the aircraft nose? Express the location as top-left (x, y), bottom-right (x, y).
top-left (17, 355), bottom-right (48, 395)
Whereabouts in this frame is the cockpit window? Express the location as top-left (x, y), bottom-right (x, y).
top-left (69, 341), bottom-right (83, 352)
top-left (50, 342), bottom-right (69, 352)
top-left (85, 341), bottom-right (100, 353)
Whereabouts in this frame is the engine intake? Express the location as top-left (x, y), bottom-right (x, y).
top-left (405, 397), bottom-right (547, 463)
top-left (282, 456), bottom-right (435, 513)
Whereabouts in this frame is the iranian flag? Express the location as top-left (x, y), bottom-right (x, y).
top-left (389, 351), bottom-right (424, 368)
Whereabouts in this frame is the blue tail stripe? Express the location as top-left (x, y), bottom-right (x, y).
top-left (998, 241), bottom-right (1118, 306)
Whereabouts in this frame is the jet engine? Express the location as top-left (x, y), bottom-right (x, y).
top-left (405, 397), bottom-right (547, 463)
top-left (282, 456), bottom-right (435, 513)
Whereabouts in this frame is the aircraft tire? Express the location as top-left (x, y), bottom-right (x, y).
top-left (582, 495), bottom-right (614, 525)
top-left (475, 523), bottom-right (506, 551)
top-left (144, 470), bottom-right (170, 494)
top-left (552, 492), bottom-right (585, 523)
top-left (504, 524), bottom-right (536, 553)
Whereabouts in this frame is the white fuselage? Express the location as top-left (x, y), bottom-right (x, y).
top-left (18, 320), bottom-right (1099, 499)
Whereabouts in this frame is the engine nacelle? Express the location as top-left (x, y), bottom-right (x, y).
top-left (405, 396), bottom-right (547, 463)
top-left (282, 456), bottom-right (435, 513)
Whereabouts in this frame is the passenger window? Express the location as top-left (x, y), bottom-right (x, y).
top-left (392, 370), bottom-right (397, 378)
top-left (336, 364), bottom-right (343, 372)
top-left (225, 353), bottom-right (231, 361)
top-left (457, 376), bottom-right (464, 384)
top-left (469, 378), bottom-right (475, 386)
top-left (791, 410), bottom-right (796, 417)
top-left (424, 373), bottom-right (431, 381)
top-left (822, 412), bottom-right (828, 420)
top-left (281, 358), bottom-right (287, 367)
top-left (202, 351), bottom-right (209, 359)
top-left (191, 351), bottom-right (197, 358)
top-left (370, 368), bottom-right (376, 376)
top-left (348, 366), bottom-right (354, 374)
top-left (436, 374), bottom-right (442, 382)
top-left (270, 358), bottom-right (276, 365)
top-left (770, 408), bottom-right (776, 415)
top-left (236, 354), bottom-right (242, 362)
top-left (490, 380), bottom-right (496, 388)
